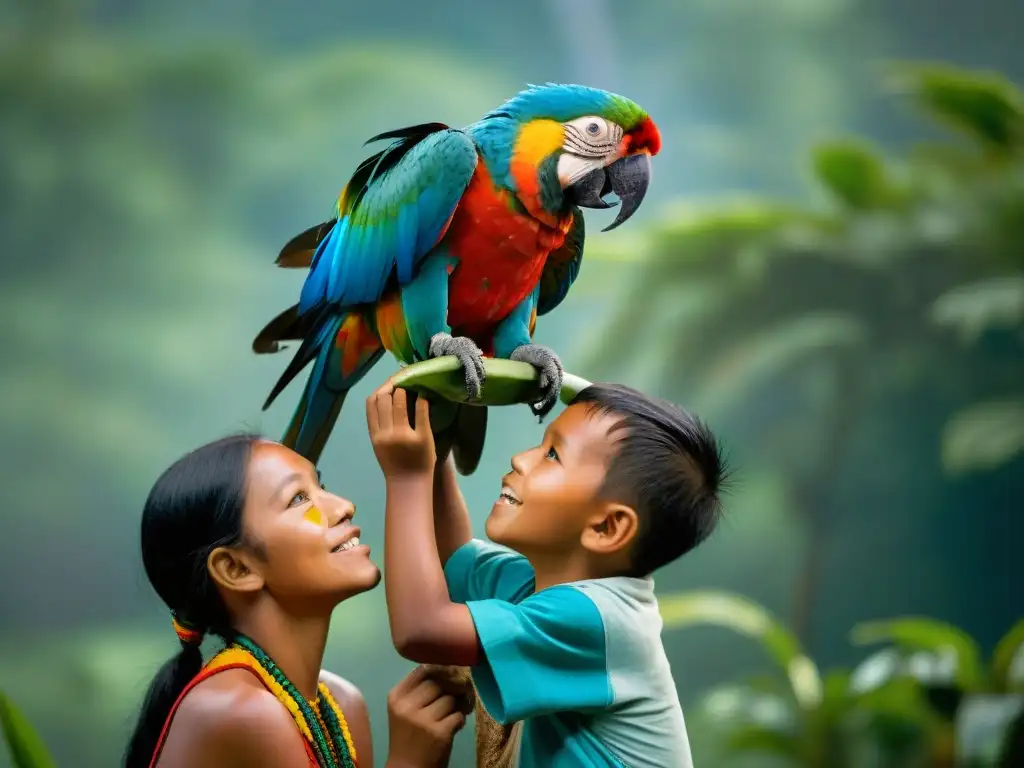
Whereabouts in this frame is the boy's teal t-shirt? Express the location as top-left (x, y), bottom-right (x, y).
top-left (444, 539), bottom-right (694, 768)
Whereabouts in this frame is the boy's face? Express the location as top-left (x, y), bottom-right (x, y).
top-left (486, 403), bottom-right (622, 557)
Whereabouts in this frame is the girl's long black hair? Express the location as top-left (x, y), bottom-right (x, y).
top-left (122, 433), bottom-right (260, 768)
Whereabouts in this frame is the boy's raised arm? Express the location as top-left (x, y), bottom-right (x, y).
top-left (366, 382), bottom-right (480, 667)
top-left (432, 453), bottom-right (473, 566)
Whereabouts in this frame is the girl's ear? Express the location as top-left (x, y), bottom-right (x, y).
top-left (208, 546), bottom-right (264, 594)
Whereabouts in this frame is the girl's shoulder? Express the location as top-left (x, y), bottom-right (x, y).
top-left (160, 668), bottom-right (305, 765)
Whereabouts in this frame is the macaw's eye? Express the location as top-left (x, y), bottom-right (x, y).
top-left (586, 122), bottom-right (601, 135)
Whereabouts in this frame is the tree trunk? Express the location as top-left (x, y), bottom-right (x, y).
top-left (789, 364), bottom-right (865, 654)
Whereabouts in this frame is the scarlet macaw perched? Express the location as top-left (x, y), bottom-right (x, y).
top-left (254, 83), bottom-right (660, 467)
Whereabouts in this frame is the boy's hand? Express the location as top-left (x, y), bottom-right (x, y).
top-left (367, 381), bottom-right (437, 477)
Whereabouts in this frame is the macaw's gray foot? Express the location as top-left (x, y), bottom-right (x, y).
top-left (429, 332), bottom-right (486, 402)
top-left (511, 344), bottom-right (564, 420)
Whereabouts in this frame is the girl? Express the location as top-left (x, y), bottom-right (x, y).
top-left (125, 433), bottom-right (470, 767)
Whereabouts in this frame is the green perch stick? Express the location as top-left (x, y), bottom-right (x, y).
top-left (390, 356), bottom-right (592, 474)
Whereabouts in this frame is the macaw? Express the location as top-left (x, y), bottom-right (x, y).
top-left (253, 83), bottom-right (661, 468)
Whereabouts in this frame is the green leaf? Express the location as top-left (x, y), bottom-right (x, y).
top-left (992, 620), bottom-right (1024, 692)
top-left (940, 399), bottom-right (1024, 475)
top-left (851, 618), bottom-right (986, 691)
top-left (811, 140), bottom-right (893, 209)
top-left (659, 590), bottom-right (823, 709)
top-left (887, 63), bottom-right (1024, 152)
top-left (0, 690), bottom-right (56, 768)
top-left (855, 677), bottom-right (945, 730)
top-left (391, 357), bottom-right (591, 407)
top-left (930, 276), bottom-right (1024, 343)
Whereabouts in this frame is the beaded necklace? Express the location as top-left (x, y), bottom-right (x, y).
top-left (204, 634), bottom-right (357, 768)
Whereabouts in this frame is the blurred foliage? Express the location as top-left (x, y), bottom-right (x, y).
top-left (0, 690), bottom-right (55, 768)
top-left (661, 591), bottom-right (1022, 767)
top-left (1, 0), bottom-right (1019, 764)
top-left (0, 0), bottom-right (511, 492)
top-left (590, 61), bottom-right (1024, 648)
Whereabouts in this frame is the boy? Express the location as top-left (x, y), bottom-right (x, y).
top-left (366, 380), bottom-right (727, 767)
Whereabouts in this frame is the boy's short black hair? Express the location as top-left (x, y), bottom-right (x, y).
top-left (570, 382), bottom-right (728, 576)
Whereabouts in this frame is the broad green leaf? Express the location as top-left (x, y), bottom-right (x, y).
top-left (855, 677), bottom-right (945, 730)
top-left (940, 399), bottom-right (1024, 474)
top-left (0, 690), bottom-right (56, 768)
top-left (812, 140), bottom-right (892, 209)
top-left (851, 618), bottom-right (986, 691)
top-left (391, 357), bottom-right (591, 407)
top-left (992, 619), bottom-right (1024, 692)
top-left (887, 63), bottom-right (1024, 152)
top-left (930, 275), bottom-right (1024, 343)
top-left (850, 649), bottom-right (905, 695)
top-left (659, 590), bottom-right (823, 708)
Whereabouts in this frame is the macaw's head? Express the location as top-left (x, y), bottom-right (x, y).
top-left (481, 83), bottom-right (661, 231)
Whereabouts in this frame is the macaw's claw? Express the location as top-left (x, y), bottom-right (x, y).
top-left (511, 344), bottom-right (564, 421)
top-left (429, 332), bottom-right (487, 401)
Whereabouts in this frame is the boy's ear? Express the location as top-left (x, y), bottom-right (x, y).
top-left (581, 504), bottom-right (639, 556)
top-left (208, 546), bottom-right (265, 595)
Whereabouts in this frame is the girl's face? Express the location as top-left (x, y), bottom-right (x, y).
top-left (238, 441), bottom-right (380, 609)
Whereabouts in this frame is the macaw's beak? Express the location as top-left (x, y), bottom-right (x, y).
top-left (567, 153), bottom-right (652, 232)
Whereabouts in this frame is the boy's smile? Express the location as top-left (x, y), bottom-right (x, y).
top-left (485, 403), bottom-right (625, 559)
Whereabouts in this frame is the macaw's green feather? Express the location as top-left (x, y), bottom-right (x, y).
top-left (298, 126), bottom-right (478, 313)
top-left (537, 206), bottom-right (585, 316)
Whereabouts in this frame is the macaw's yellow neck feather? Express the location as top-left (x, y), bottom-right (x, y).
top-left (512, 119), bottom-right (564, 165)
top-left (510, 119), bottom-right (565, 227)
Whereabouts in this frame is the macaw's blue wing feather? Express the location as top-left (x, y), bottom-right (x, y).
top-left (297, 125), bottom-right (479, 314)
top-left (537, 206), bottom-right (585, 316)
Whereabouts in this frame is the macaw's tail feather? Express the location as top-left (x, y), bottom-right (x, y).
top-left (260, 305), bottom-right (334, 411)
top-left (281, 380), bottom-right (356, 466)
top-left (276, 310), bottom-right (385, 465)
top-left (276, 220), bottom-right (336, 268)
top-left (452, 405), bottom-right (488, 476)
top-left (253, 304), bottom-right (305, 354)
top-left (280, 382), bottom-right (346, 465)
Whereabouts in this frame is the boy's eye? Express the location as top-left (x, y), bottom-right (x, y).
top-left (545, 446), bottom-right (559, 462)
top-left (289, 491), bottom-right (310, 507)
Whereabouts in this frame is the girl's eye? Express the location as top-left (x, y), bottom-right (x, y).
top-left (289, 491), bottom-right (310, 507)
top-left (545, 446), bottom-right (559, 462)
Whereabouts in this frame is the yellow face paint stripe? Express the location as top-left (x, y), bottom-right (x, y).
top-left (303, 505), bottom-right (325, 526)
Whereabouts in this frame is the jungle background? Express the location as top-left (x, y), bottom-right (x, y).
top-left (0, 0), bottom-right (1020, 765)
